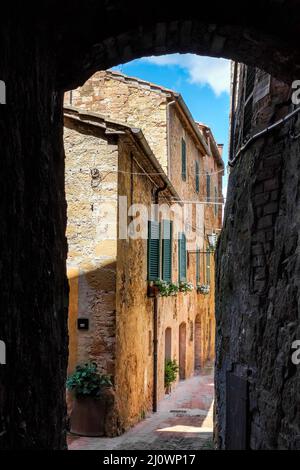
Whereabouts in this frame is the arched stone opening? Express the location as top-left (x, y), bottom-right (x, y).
top-left (1, 1), bottom-right (299, 450)
top-left (165, 327), bottom-right (172, 363)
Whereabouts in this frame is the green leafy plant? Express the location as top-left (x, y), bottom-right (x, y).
top-left (66, 362), bottom-right (112, 399)
top-left (153, 280), bottom-right (179, 297)
top-left (164, 359), bottom-right (179, 388)
top-left (179, 281), bottom-right (194, 294)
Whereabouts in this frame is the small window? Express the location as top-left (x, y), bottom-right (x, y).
top-left (181, 138), bottom-right (187, 181)
top-left (214, 187), bottom-right (218, 216)
top-left (206, 251), bottom-right (211, 285)
top-left (178, 232), bottom-right (187, 282)
top-left (206, 173), bottom-right (211, 200)
top-left (196, 247), bottom-right (200, 283)
top-left (195, 161), bottom-right (200, 193)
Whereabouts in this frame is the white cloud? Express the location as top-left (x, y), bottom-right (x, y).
top-left (142, 54), bottom-right (230, 96)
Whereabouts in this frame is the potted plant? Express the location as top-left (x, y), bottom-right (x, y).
top-left (164, 359), bottom-right (179, 394)
top-left (66, 362), bottom-right (112, 437)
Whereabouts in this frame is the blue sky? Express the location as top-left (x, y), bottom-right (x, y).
top-left (112, 54), bottom-right (230, 193)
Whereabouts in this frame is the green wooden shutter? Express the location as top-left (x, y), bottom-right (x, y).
top-left (181, 138), bottom-right (187, 181)
top-left (162, 220), bottom-right (173, 282)
top-left (195, 161), bottom-right (200, 193)
top-left (196, 247), bottom-right (200, 283)
top-left (147, 221), bottom-right (160, 281)
top-left (206, 251), bottom-right (211, 284)
top-left (178, 232), bottom-right (187, 282)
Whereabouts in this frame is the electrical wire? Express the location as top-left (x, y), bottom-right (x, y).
top-left (65, 167), bottom-right (225, 177)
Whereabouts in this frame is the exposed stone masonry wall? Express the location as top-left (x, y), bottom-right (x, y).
top-left (216, 105), bottom-right (300, 449)
top-left (65, 72), bottom-right (169, 171)
top-left (64, 119), bottom-right (118, 377)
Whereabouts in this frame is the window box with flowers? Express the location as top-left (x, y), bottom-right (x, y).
top-left (197, 284), bottom-right (210, 295)
top-left (179, 281), bottom-right (194, 294)
top-left (147, 280), bottom-right (179, 298)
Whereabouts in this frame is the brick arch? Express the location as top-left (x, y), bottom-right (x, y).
top-left (57, 1), bottom-right (300, 90)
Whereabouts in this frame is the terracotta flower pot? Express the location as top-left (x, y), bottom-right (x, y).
top-left (69, 396), bottom-right (106, 437)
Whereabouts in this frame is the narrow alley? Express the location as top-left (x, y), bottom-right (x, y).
top-left (68, 366), bottom-right (214, 451)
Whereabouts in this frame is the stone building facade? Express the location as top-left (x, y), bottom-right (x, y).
top-left (64, 72), bottom-right (223, 434)
top-left (216, 63), bottom-right (300, 449)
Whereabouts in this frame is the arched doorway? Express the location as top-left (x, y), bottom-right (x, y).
top-left (179, 322), bottom-right (186, 380)
top-left (165, 327), bottom-right (172, 362)
top-left (194, 315), bottom-right (201, 373)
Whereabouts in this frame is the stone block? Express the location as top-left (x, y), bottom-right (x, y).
top-left (252, 255), bottom-right (266, 267)
top-left (251, 244), bottom-right (264, 256)
top-left (264, 202), bottom-right (278, 215)
top-left (264, 178), bottom-right (280, 192)
top-left (270, 190), bottom-right (279, 201)
top-left (257, 215), bottom-right (273, 230)
top-left (253, 192), bottom-right (270, 206)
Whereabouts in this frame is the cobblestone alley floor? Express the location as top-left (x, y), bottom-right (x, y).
top-left (68, 366), bottom-right (214, 451)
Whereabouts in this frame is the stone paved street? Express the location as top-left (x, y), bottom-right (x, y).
top-left (68, 366), bottom-right (214, 451)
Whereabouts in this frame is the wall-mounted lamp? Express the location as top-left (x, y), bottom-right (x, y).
top-left (207, 232), bottom-right (218, 251)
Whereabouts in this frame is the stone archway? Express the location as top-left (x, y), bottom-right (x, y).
top-left (1, 1), bottom-right (300, 449)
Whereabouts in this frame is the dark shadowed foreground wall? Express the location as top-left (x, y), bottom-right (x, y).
top-left (216, 76), bottom-right (300, 449)
top-left (1, 0), bottom-right (300, 449)
top-left (0, 12), bottom-right (68, 449)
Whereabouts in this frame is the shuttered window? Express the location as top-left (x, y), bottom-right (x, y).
top-left (214, 186), bottom-right (218, 216)
top-left (178, 232), bottom-right (187, 282)
top-left (196, 247), bottom-right (200, 283)
top-left (195, 161), bottom-right (200, 193)
top-left (147, 221), bottom-right (160, 281)
top-left (181, 138), bottom-right (187, 181)
top-left (206, 251), bottom-right (211, 285)
top-left (162, 220), bottom-right (173, 282)
top-left (206, 173), bottom-right (211, 200)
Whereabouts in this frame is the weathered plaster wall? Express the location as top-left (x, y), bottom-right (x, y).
top-left (115, 138), bottom-right (155, 430)
top-left (64, 119), bottom-right (118, 377)
top-left (216, 79), bottom-right (300, 449)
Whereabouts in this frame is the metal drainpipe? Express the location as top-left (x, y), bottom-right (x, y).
top-left (229, 106), bottom-right (300, 167)
top-left (152, 182), bottom-right (168, 413)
